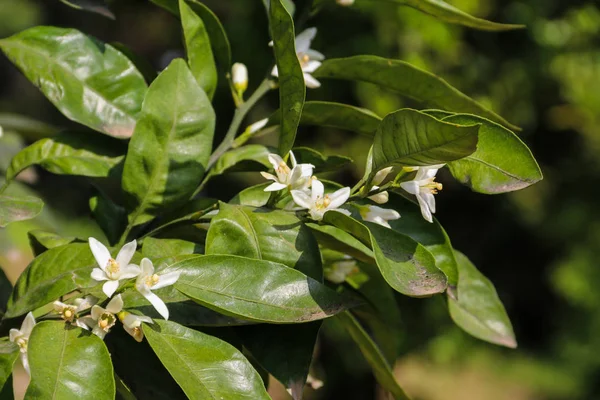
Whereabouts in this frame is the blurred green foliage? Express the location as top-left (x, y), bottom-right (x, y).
top-left (1, 0), bottom-right (599, 398)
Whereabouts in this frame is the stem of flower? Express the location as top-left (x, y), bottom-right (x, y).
top-left (206, 78), bottom-right (274, 171)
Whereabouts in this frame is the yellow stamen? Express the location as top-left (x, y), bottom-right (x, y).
top-left (322, 195), bottom-right (331, 208)
top-left (99, 319), bottom-right (109, 329)
top-left (106, 258), bottom-right (120, 278)
top-left (63, 309), bottom-right (73, 319)
top-left (145, 274), bottom-right (160, 288)
top-left (424, 180), bottom-right (443, 194)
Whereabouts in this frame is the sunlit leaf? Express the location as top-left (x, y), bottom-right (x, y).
top-left (0, 195), bottom-right (43, 228)
top-left (28, 230), bottom-right (76, 256)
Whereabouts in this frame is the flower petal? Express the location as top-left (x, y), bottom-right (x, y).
top-left (140, 258), bottom-right (154, 277)
top-left (121, 265), bottom-right (141, 280)
top-left (116, 239), bottom-right (137, 267)
top-left (75, 319), bottom-right (90, 330)
top-left (264, 182), bottom-right (288, 192)
top-left (311, 179), bottom-right (325, 202)
top-left (92, 326), bottom-right (107, 339)
top-left (291, 190), bottom-right (312, 209)
top-left (106, 294), bottom-right (124, 314)
top-left (423, 192), bottom-right (436, 214)
top-left (21, 312), bottom-right (36, 337)
top-left (102, 280), bottom-right (120, 298)
top-left (21, 353), bottom-right (30, 376)
top-left (89, 237), bottom-right (111, 271)
top-left (295, 27), bottom-right (317, 53)
top-left (303, 73), bottom-right (321, 89)
top-left (305, 49), bottom-right (325, 61)
top-left (327, 187), bottom-right (351, 209)
top-left (91, 305), bottom-right (104, 321)
top-left (9, 328), bottom-right (20, 343)
top-left (289, 151), bottom-right (298, 167)
top-left (260, 171), bottom-right (277, 182)
top-left (271, 65), bottom-right (279, 78)
top-left (415, 194), bottom-right (433, 223)
top-left (302, 60), bottom-right (322, 73)
top-left (143, 291), bottom-right (169, 320)
top-left (152, 271), bottom-right (181, 290)
top-left (328, 208), bottom-right (351, 217)
top-left (399, 180), bottom-right (420, 196)
top-left (91, 268), bottom-right (108, 282)
top-left (267, 154), bottom-right (284, 171)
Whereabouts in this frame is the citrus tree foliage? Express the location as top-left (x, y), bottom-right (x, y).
top-left (0, 0), bottom-right (542, 398)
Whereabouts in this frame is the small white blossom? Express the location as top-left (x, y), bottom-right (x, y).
top-left (291, 179), bottom-right (351, 221)
top-left (118, 312), bottom-right (153, 342)
top-left (261, 151), bottom-right (314, 192)
top-left (359, 205), bottom-right (400, 228)
top-left (135, 258), bottom-right (181, 320)
top-left (232, 62), bottom-right (248, 95)
top-left (246, 118), bottom-right (268, 135)
top-left (368, 167), bottom-right (393, 204)
top-left (325, 257), bottom-right (358, 283)
top-left (81, 295), bottom-right (124, 339)
top-left (53, 296), bottom-right (97, 329)
top-left (399, 165), bottom-right (444, 223)
top-left (271, 27), bottom-right (324, 89)
top-left (337, 0), bottom-right (355, 5)
top-left (89, 238), bottom-right (141, 298)
top-left (9, 312), bottom-right (35, 375)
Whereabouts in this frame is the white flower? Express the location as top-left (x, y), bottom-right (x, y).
top-left (399, 165), bottom-right (444, 223)
top-left (53, 296), bottom-right (97, 329)
top-left (260, 151), bottom-right (314, 192)
top-left (118, 312), bottom-right (153, 342)
top-left (246, 118), bottom-right (268, 135)
top-left (135, 258), bottom-right (181, 320)
top-left (9, 312), bottom-right (35, 375)
top-left (271, 27), bottom-right (324, 89)
top-left (291, 179), bottom-right (351, 221)
top-left (89, 238), bottom-right (141, 298)
top-left (359, 205), bottom-right (400, 228)
top-left (81, 294), bottom-right (124, 339)
top-left (232, 62), bottom-right (248, 95)
top-left (325, 257), bottom-right (358, 284)
top-left (337, 0), bottom-right (355, 5)
top-left (368, 167), bottom-right (393, 204)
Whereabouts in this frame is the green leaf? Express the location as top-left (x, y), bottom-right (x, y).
top-left (0, 339), bottom-right (18, 393)
top-left (142, 237), bottom-right (200, 259)
top-left (5, 243), bottom-right (95, 318)
top-left (145, 320), bottom-right (270, 400)
top-left (229, 183), bottom-right (271, 207)
top-left (122, 58), bottom-right (215, 227)
top-left (25, 321), bottom-right (115, 399)
top-left (385, 194), bottom-right (458, 285)
top-left (239, 322), bottom-right (321, 397)
top-left (441, 114), bottom-right (543, 194)
top-left (172, 255), bottom-right (353, 322)
top-left (448, 251), bottom-right (517, 348)
top-left (373, 108), bottom-right (479, 169)
top-left (323, 211), bottom-right (447, 296)
top-left (307, 223), bottom-right (375, 264)
top-left (0, 27), bottom-right (148, 138)
top-left (292, 147), bottom-right (353, 173)
top-left (58, 0), bottom-right (115, 19)
top-left (28, 230), bottom-right (76, 256)
top-left (270, 0), bottom-right (306, 156)
top-left (209, 145), bottom-right (271, 178)
top-left (0, 195), bottom-right (43, 228)
top-left (90, 192), bottom-right (127, 246)
top-left (206, 203), bottom-right (322, 280)
top-left (313, 56), bottom-right (517, 130)
top-left (368, 0), bottom-right (524, 31)
top-left (269, 101), bottom-right (381, 136)
top-left (6, 132), bottom-right (125, 181)
top-left (335, 312), bottom-right (410, 400)
top-left (179, 0), bottom-right (218, 99)
top-left (0, 269), bottom-right (11, 318)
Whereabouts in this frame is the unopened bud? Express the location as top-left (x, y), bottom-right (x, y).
top-left (372, 167), bottom-right (393, 186)
top-left (232, 63), bottom-right (248, 95)
top-left (336, 0), bottom-right (354, 5)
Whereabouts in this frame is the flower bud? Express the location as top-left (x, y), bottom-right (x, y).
top-left (336, 0), bottom-right (354, 5)
top-left (372, 167), bottom-right (393, 186)
top-left (232, 62), bottom-right (248, 95)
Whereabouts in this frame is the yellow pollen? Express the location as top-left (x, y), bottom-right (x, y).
top-left (99, 319), bottom-right (109, 329)
top-left (424, 180), bottom-right (443, 194)
top-left (322, 195), bottom-right (331, 208)
top-left (146, 274), bottom-right (160, 287)
top-left (17, 338), bottom-right (27, 349)
top-left (277, 161), bottom-right (290, 175)
top-left (63, 309), bottom-right (73, 319)
top-left (106, 258), bottom-right (120, 275)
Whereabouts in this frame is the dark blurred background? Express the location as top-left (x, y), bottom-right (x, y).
top-left (1, 0), bottom-right (599, 399)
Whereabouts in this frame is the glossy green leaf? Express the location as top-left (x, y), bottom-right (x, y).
top-left (28, 230), bottom-right (76, 256)
top-left (142, 237), bottom-right (200, 259)
top-left (373, 108), bottom-right (479, 170)
top-left (269, 101), bottom-right (381, 136)
top-left (368, 0), bottom-right (524, 31)
top-left (335, 312), bottom-right (410, 400)
top-left (0, 195), bottom-right (43, 228)
top-left (0, 340), bottom-right (18, 393)
top-left (0, 27), bottom-right (147, 138)
top-left (448, 251), bottom-right (517, 348)
top-left (270, 0), bottom-right (305, 156)
top-left (323, 211), bottom-right (447, 296)
top-left (145, 320), bottom-right (270, 399)
top-left (122, 58), bottom-right (215, 227)
top-left (59, 0), bottom-right (115, 19)
top-left (25, 321), bottom-right (115, 399)
top-left (6, 132), bottom-right (125, 182)
top-left (313, 56), bottom-right (517, 130)
top-left (0, 269), bottom-right (11, 318)
top-left (239, 322), bottom-right (321, 397)
top-left (441, 114), bottom-right (543, 194)
top-left (229, 183), bottom-right (272, 208)
top-left (172, 255), bottom-right (353, 322)
top-left (307, 223), bottom-right (375, 264)
top-left (5, 243), bottom-right (95, 318)
top-left (206, 203), bottom-right (322, 280)
top-left (292, 147), bottom-right (353, 173)
top-left (90, 192), bottom-right (127, 246)
top-left (209, 145), bottom-right (271, 178)
top-left (385, 194), bottom-right (458, 284)
top-left (0, 113), bottom-right (58, 140)
top-left (179, 0), bottom-right (218, 99)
